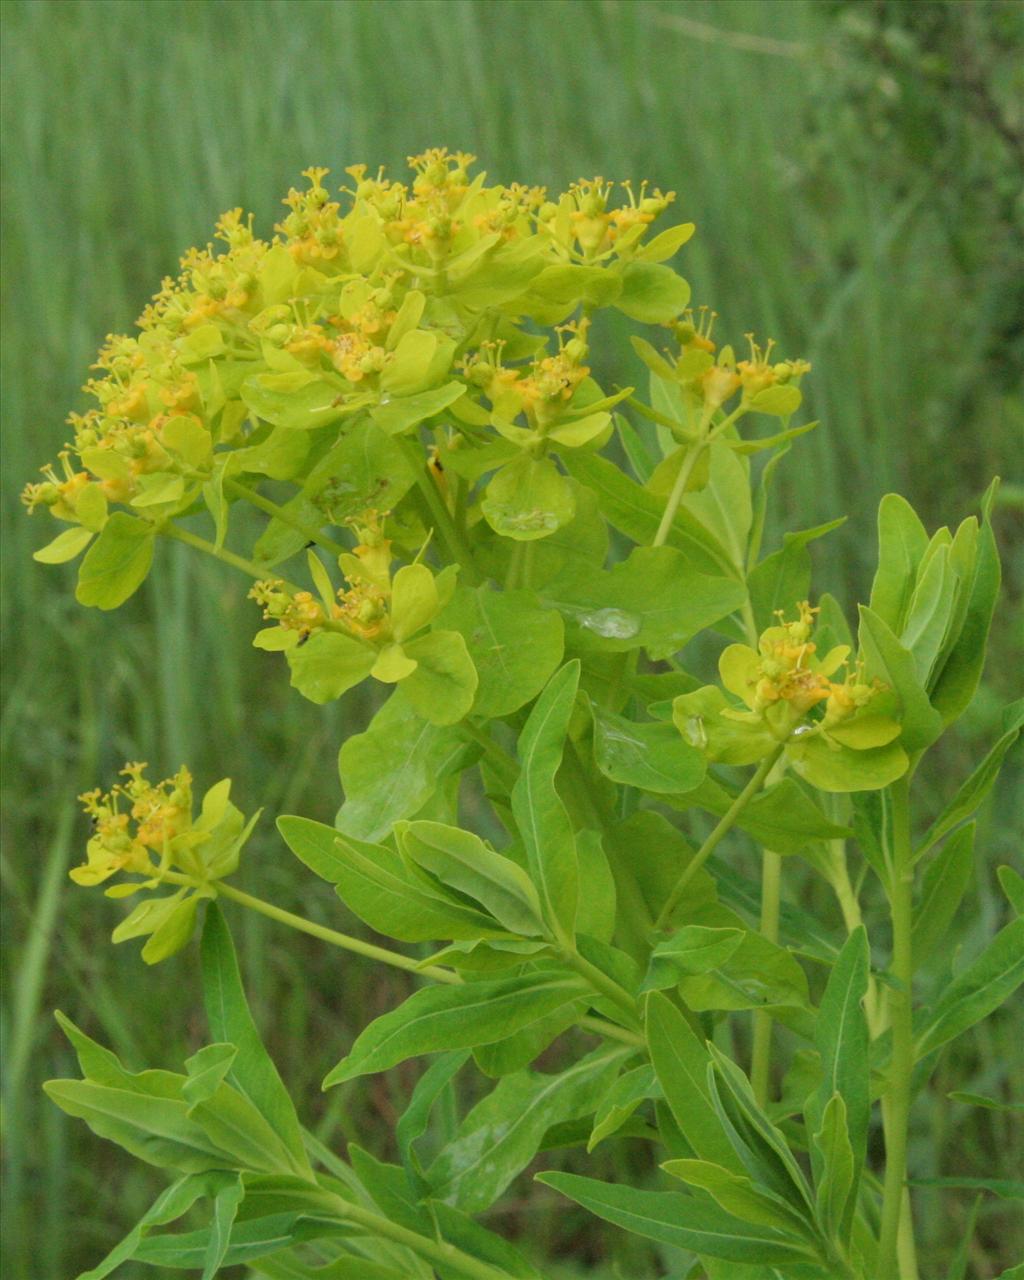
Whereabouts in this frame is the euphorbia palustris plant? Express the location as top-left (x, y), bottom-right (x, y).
top-left (27, 150), bottom-right (1019, 1280)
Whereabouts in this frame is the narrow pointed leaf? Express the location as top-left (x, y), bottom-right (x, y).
top-left (511, 662), bottom-right (580, 941)
top-left (537, 1173), bottom-right (817, 1264)
top-left (200, 905), bottom-right (310, 1175)
top-left (324, 973), bottom-right (587, 1087)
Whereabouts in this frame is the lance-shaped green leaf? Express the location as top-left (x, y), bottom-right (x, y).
top-left (574, 828), bottom-right (617, 944)
top-left (511, 661), bottom-right (580, 943)
top-left (674, 931), bottom-right (811, 1025)
top-left (913, 824), bottom-right (976, 965)
top-left (916, 705), bottom-right (1022, 858)
top-left (336, 691), bottom-right (472, 842)
top-left (645, 992), bottom-right (745, 1173)
top-left (72, 1172), bottom-right (214, 1280)
top-left (324, 972), bottom-right (588, 1087)
top-left (186, 1083), bottom-right (300, 1175)
top-left (588, 1064), bottom-right (660, 1151)
top-left (674, 442), bottom-right (751, 575)
top-left (278, 815), bottom-right (505, 942)
top-left (43, 1076), bottom-right (230, 1174)
top-left (901, 541), bottom-right (956, 684)
top-left (640, 927), bottom-right (745, 993)
top-left (661, 1159), bottom-right (813, 1236)
top-left (805, 927), bottom-right (869, 1225)
top-left (707, 1047), bottom-right (815, 1219)
top-left (812, 1093), bottom-right (855, 1245)
top-left (182, 1044), bottom-right (238, 1107)
top-left (787, 733), bottom-right (909, 794)
top-left (473, 1001), bottom-right (582, 1078)
top-left (241, 370), bottom-right (351, 431)
top-left (592, 702), bottom-right (706, 794)
top-left (536, 1173), bottom-right (818, 1265)
top-left (198, 1174), bottom-right (246, 1280)
top-left (132, 1208), bottom-right (350, 1271)
top-left (999, 865), bottom-right (1024, 917)
top-left (75, 513), bottom-right (155, 610)
top-left (200, 905), bottom-right (310, 1175)
top-left (396, 1050), bottom-right (469, 1188)
top-left (929, 483), bottom-right (1001, 726)
top-left (426, 1046), bottom-right (625, 1213)
top-left (668, 774), bottom-right (852, 854)
top-left (857, 605), bottom-right (943, 753)
top-left (347, 1147), bottom-right (545, 1280)
top-left (916, 917), bottom-right (1024, 1060)
top-left (437, 585), bottom-right (565, 718)
top-left (869, 494), bottom-right (930, 633)
top-left (396, 820), bottom-right (545, 937)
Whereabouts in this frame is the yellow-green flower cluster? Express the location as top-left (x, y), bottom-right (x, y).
top-left (73, 763), bottom-right (259, 962)
top-left (674, 603), bottom-right (907, 792)
top-left (250, 512), bottom-right (475, 722)
top-left (633, 311), bottom-right (813, 444)
top-left (23, 150), bottom-right (690, 556)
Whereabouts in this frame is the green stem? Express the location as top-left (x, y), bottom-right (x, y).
top-left (654, 742), bottom-right (786, 933)
top-left (740, 597), bottom-right (759, 647)
top-left (215, 882), bottom-right (459, 984)
top-left (395, 435), bottom-right (480, 583)
top-left (161, 524), bottom-right (302, 594)
top-left (217, 879), bottom-right (641, 1048)
top-left (749, 743), bottom-right (788, 1106)
top-left (327, 1194), bottom-right (518, 1280)
top-left (504, 541), bottom-right (525, 591)
top-left (225, 478), bottom-right (346, 557)
top-left (750, 847), bottom-right (782, 1106)
top-left (878, 775), bottom-right (917, 1277)
top-left (521, 538), bottom-right (536, 591)
top-left (561, 946), bottom-right (641, 1030)
top-left (652, 441), bottom-right (705, 548)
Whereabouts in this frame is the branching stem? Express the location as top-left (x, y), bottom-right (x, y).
top-left (216, 881), bottom-right (643, 1048)
top-left (652, 441), bottom-right (705, 548)
top-left (225, 478), bottom-right (346, 557)
top-left (395, 435), bottom-right (481, 583)
top-left (161, 523), bottom-right (303, 594)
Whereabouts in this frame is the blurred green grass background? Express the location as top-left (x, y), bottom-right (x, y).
top-left (2, 1), bottom-right (1021, 1276)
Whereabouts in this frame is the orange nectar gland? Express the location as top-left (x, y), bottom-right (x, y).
top-left (559, 177), bottom-right (675, 257)
top-left (748, 603), bottom-right (886, 724)
top-left (737, 333), bottom-right (812, 397)
top-left (753, 603), bottom-right (832, 713)
top-left (823, 662), bottom-right (885, 728)
top-left (278, 167), bottom-right (344, 264)
top-left (72, 763), bottom-right (194, 887)
top-left (463, 320), bottom-right (590, 424)
top-left (250, 514), bottom-right (395, 643)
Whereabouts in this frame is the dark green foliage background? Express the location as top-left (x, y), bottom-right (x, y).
top-left (2, 1), bottom-right (1021, 1275)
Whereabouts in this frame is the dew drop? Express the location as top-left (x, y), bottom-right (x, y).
top-left (579, 608), bottom-right (641, 640)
